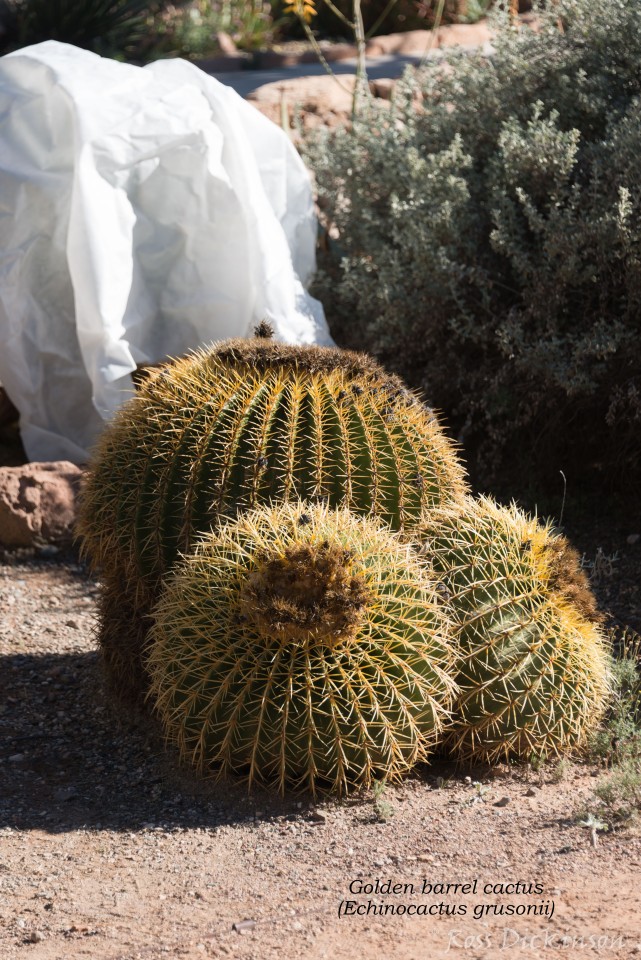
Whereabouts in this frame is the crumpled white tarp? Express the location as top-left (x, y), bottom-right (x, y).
top-left (0, 41), bottom-right (331, 463)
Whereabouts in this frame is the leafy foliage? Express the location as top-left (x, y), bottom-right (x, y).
top-left (143, 0), bottom-right (276, 60)
top-left (275, 0), bottom-right (481, 38)
top-left (588, 627), bottom-right (641, 765)
top-left (305, 0), bottom-right (641, 490)
top-left (0, 0), bottom-right (150, 56)
top-left (578, 628), bottom-right (641, 827)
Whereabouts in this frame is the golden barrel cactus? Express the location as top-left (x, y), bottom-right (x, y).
top-left (77, 335), bottom-right (466, 700)
top-left (146, 501), bottom-right (459, 796)
top-left (417, 496), bottom-right (611, 763)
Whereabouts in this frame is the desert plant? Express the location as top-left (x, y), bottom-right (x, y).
top-left (416, 496), bottom-right (611, 763)
top-left (592, 760), bottom-right (641, 826)
top-left (0, 0), bottom-right (150, 57)
top-left (77, 334), bottom-right (467, 700)
top-left (578, 627), bottom-right (641, 827)
top-left (304, 0), bottom-right (641, 491)
top-left (588, 626), bottom-right (641, 764)
top-left (277, 0), bottom-right (477, 39)
top-left (142, 0), bottom-right (276, 60)
top-left (146, 500), bottom-right (458, 795)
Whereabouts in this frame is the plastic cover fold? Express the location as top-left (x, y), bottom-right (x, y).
top-left (0, 41), bottom-right (331, 462)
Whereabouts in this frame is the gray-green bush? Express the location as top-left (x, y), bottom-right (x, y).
top-left (305, 0), bottom-right (641, 488)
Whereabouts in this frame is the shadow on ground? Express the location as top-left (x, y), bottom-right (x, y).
top-left (0, 650), bottom-right (328, 834)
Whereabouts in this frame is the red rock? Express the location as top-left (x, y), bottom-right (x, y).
top-left (300, 42), bottom-right (357, 63)
top-left (0, 462), bottom-right (83, 548)
top-left (370, 77), bottom-right (397, 101)
top-left (366, 29), bottom-right (435, 57)
top-left (216, 31), bottom-right (237, 56)
top-left (434, 21), bottom-right (494, 47)
top-left (365, 20), bottom-right (493, 56)
top-left (247, 75), bottom-right (358, 133)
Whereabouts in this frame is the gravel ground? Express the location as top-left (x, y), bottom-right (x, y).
top-left (0, 518), bottom-right (640, 960)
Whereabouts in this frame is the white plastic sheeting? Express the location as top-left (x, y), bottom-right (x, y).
top-left (0, 41), bottom-right (331, 463)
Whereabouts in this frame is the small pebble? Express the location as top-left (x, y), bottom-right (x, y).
top-left (309, 810), bottom-right (328, 824)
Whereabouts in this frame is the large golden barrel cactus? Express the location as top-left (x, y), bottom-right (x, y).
top-left (77, 335), bottom-right (466, 700)
top-left (146, 501), bottom-right (459, 796)
top-left (416, 496), bottom-right (611, 763)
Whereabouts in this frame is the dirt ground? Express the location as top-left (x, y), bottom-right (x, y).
top-left (0, 509), bottom-right (640, 960)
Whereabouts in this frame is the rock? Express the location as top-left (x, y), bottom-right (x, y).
top-left (247, 75), bottom-right (357, 134)
top-left (493, 796), bottom-right (511, 807)
top-left (627, 534), bottom-right (640, 545)
top-left (252, 50), bottom-right (307, 69)
top-left (370, 77), bottom-right (396, 101)
top-left (0, 461), bottom-right (83, 548)
top-left (366, 21), bottom-right (494, 56)
top-left (366, 29), bottom-right (435, 57)
top-left (216, 31), bottom-right (237, 56)
top-left (434, 21), bottom-right (494, 48)
top-left (308, 809), bottom-right (329, 824)
top-left (299, 42), bottom-right (357, 64)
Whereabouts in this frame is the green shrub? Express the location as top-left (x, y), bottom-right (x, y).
top-left (581, 627), bottom-right (641, 827)
top-left (588, 627), bottom-right (641, 765)
top-left (592, 760), bottom-right (641, 826)
top-left (273, 0), bottom-right (481, 40)
top-left (143, 1), bottom-right (276, 60)
top-left (305, 0), bottom-right (641, 490)
top-left (0, 0), bottom-right (150, 57)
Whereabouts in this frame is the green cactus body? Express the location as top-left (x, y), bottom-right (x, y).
top-left (417, 496), bottom-right (611, 763)
top-left (77, 339), bottom-right (466, 700)
top-left (79, 341), bottom-right (466, 584)
top-left (146, 501), bottom-right (458, 796)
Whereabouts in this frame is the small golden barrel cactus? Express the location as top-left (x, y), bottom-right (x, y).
top-left (146, 501), bottom-right (458, 796)
top-left (416, 496), bottom-right (611, 764)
